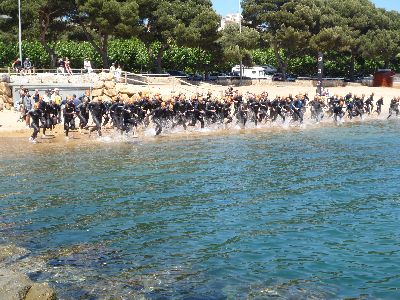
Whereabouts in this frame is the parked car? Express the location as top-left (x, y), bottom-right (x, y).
top-left (168, 70), bottom-right (188, 78)
top-left (187, 74), bottom-right (203, 81)
top-left (272, 73), bottom-right (297, 82)
top-left (207, 72), bottom-right (228, 81)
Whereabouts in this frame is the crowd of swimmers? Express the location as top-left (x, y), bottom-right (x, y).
top-left (16, 87), bottom-right (400, 143)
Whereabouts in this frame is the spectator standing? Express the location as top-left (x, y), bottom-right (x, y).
top-left (23, 58), bottom-right (32, 74)
top-left (110, 62), bottom-right (116, 74)
top-left (22, 90), bottom-right (33, 128)
top-left (65, 57), bottom-right (73, 75)
top-left (57, 58), bottom-right (65, 75)
top-left (84, 58), bottom-right (93, 73)
top-left (114, 65), bottom-right (122, 83)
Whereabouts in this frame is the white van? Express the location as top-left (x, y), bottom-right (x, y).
top-left (231, 65), bottom-right (276, 79)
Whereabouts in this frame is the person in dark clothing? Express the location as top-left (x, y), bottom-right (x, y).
top-left (88, 98), bottom-right (107, 136)
top-left (387, 98), bottom-right (399, 119)
top-left (365, 93), bottom-right (374, 114)
top-left (28, 102), bottom-right (42, 143)
top-left (237, 101), bottom-right (249, 128)
top-left (333, 98), bottom-right (345, 123)
top-left (76, 98), bottom-right (90, 132)
top-left (376, 97), bottom-right (384, 115)
top-left (63, 97), bottom-right (76, 138)
top-left (189, 96), bottom-right (205, 128)
top-left (109, 97), bottom-right (125, 130)
top-left (150, 102), bottom-right (169, 135)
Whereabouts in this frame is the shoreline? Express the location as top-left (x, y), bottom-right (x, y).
top-left (1, 84), bottom-right (399, 142)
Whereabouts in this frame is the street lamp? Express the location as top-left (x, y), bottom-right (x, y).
top-left (18, 0), bottom-right (22, 63)
top-left (0, 1), bottom-right (22, 62)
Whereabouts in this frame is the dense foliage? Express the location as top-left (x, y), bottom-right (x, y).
top-left (1, 0), bottom-right (400, 77)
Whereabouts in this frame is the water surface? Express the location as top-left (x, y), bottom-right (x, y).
top-left (1, 121), bottom-right (400, 299)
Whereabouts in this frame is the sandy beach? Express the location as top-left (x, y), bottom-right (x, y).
top-left (0, 83), bottom-right (399, 141)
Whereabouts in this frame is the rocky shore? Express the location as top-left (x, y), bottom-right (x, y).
top-left (0, 244), bottom-right (57, 300)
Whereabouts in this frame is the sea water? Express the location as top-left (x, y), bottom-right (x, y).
top-left (1, 120), bottom-right (400, 299)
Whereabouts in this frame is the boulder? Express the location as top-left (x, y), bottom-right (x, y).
top-left (25, 283), bottom-right (57, 300)
top-left (0, 268), bottom-right (32, 300)
top-left (2, 95), bottom-right (14, 104)
top-left (104, 81), bottom-right (115, 90)
top-left (101, 95), bottom-right (112, 103)
top-left (5, 103), bottom-right (12, 110)
top-left (93, 80), bottom-right (104, 90)
top-left (92, 88), bottom-right (103, 97)
top-left (99, 72), bottom-right (114, 81)
top-left (115, 83), bottom-right (126, 91)
top-left (0, 82), bottom-right (12, 97)
top-left (104, 88), bottom-right (117, 97)
top-left (118, 85), bottom-right (136, 96)
top-left (120, 94), bottom-right (130, 102)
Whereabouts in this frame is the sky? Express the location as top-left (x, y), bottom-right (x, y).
top-left (211, 0), bottom-right (400, 16)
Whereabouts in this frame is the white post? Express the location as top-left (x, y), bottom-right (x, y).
top-left (18, 0), bottom-right (22, 62)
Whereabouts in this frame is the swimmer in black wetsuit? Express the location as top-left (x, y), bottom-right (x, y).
top-left (76, 97), bottom-right (90, 132)
top-left (88, 98), bottom-right (107, 136)
top-left (375, 97), bottom-right (383, 115)
top-left (387, 97), bottom-right (399, 119)
top-left (28, 102), bottom-right (42, 143)
top-left (150, 102), bottom-right (168, 135)
top-left (63, 97), bottom-right (76, 138)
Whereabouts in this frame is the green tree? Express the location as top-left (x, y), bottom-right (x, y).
top-left (73, 0), bottom-right (140, 68)
top-left (360, 30), bottom-right (400, 69)
top-left (218, 23), bottom-right (260, 74)
top-left (242, 0), bottom-right (318, 79)
top-left (137, 0), bottom-right (220, 72)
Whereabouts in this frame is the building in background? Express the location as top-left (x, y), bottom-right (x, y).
top-left (219, 13), bottom-right (242, 30)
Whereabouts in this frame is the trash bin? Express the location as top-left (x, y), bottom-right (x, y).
top-left (373, 69), bottom-right (395, 87)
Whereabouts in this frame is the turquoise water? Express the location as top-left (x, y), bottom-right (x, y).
top-left (1, 121), bottom-right (400, 299)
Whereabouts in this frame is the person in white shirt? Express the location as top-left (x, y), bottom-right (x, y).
top-left (114, 65), bottom-right (122, 82)
top-left (110, 62), bottom-right (116, 74)
top-left (84, 59), bottom-right (93, 73)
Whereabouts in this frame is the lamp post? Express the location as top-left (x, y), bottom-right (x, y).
top-left (18, 0), bottom-right (22, 63)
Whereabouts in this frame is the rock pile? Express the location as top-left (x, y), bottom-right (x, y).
top-left (91, 72), bottom-right (138, 102)
top-left (0, 82), bottom-right (13, 111)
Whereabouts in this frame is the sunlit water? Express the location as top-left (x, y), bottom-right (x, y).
top-left (1, 120), bottom-right (400, 299)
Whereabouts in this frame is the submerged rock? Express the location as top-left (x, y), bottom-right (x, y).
top-left (25, 283), bottom-right (57, 300)
top-left (0, 244), bottom-right (29, 264)
top-left (0, 268), bottom-right (32, 300)
top-left (0, 244), bottom-right (57, 300)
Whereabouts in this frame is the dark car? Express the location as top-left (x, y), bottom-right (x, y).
top-left (272, 73), bottom-right (297, 82)
top-left (187, 74), bottom-right (203, 81)
top-left (168, 70), bottom-right (188, 78)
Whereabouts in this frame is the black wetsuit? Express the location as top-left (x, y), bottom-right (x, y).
top-left (387, 99), bottom-right (399, 119)
top-left (88, 102), bottom-right (107, 136)
top-left (376, 98), bottom-right (383, 115)
top-left (63, 102), bottom-right (76, 137)
top-left (28, 108), bottom-right (42, 140)
top-left (77, 101), bottom-right (90, 129)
